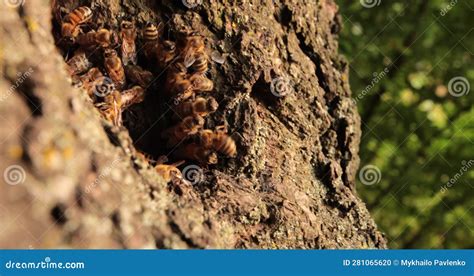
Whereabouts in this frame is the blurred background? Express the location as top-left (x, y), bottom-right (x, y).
top-left (337, 0), bottom-right (473, 248)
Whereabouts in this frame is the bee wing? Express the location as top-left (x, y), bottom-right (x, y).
top-left (183, 52), bottom-right (196, 68)
top-left (121, 42), bottom-right (137, 65)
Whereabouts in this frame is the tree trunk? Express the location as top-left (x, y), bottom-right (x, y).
top-left (0, 0), bottom-right (387, 249)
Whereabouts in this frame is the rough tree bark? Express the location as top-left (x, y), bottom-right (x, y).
top-left (0, 0), bottom-right (387, 249)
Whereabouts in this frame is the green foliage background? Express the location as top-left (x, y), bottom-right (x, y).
top-left (337, 0), bottom-right (473, 248)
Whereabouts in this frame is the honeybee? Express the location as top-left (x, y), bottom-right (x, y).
top-left (155, 159), bottom-right (196, 198)
top-left (120, 21), bottom-right (137, 65)
top-left (181, 34), bottom-right (205, 68)
top-left (76, 28), bottom-right (115, 50)
top-left (61, 6), bottom-right (93, 41)
top-left (103, 49), bottom-right (126, 89)
top-left (169, 84), bottom-right (194, 104)
top-left (167, 71), bottom-right (213, 103)
top-left (190, 74), bottom-right (213, 93)
top-left (174, 143), bottom-right (218, 164)
top-left (51, 0), bottom-right (65, 25)
top-left (173, 97), bottom-right (218, 119)
top-left (125, 65), bottom-right (153, 87)
top-left (142, 22), bottom-right (161, 59)
top-left (73, 67), bottom-right (103, 96)
top-left (81, 68), bottom-right (104, 98)
top-left (213, 133), bottom-right (237, 157)
top-left (121, 86), bottom-right (146, 110)
top-left (196, 129), bottom-right (214, 149)
top-left (143, 22), bottom-right (161, 43)
top-left (96, 28), bottom-right (117, 48)
top-left (189, 52), bottom-right (208, 75)
top-left (75, 30), bottom-right (97, 49)
top-left (166, 70), bottom-right (191, 96)
top-left (198, 127), bottom-right (237, 157)
top-left (134, 151), bottom-right (155, 168)
top-left (95, 90), bottom-right (122, 126)
top-left (162, 115), bottom-right (205, 147)
top-left (155, 160), bottom-right (184, 183)
top-left (171, 76), bottom-right (214, 103)
top-left (66, 50), bottom-right (92, 75)
top-left (157, 40), bottom-right (177, 68)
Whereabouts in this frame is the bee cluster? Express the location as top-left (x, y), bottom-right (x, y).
top-left (54, 5), bottom-right (236, 183)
